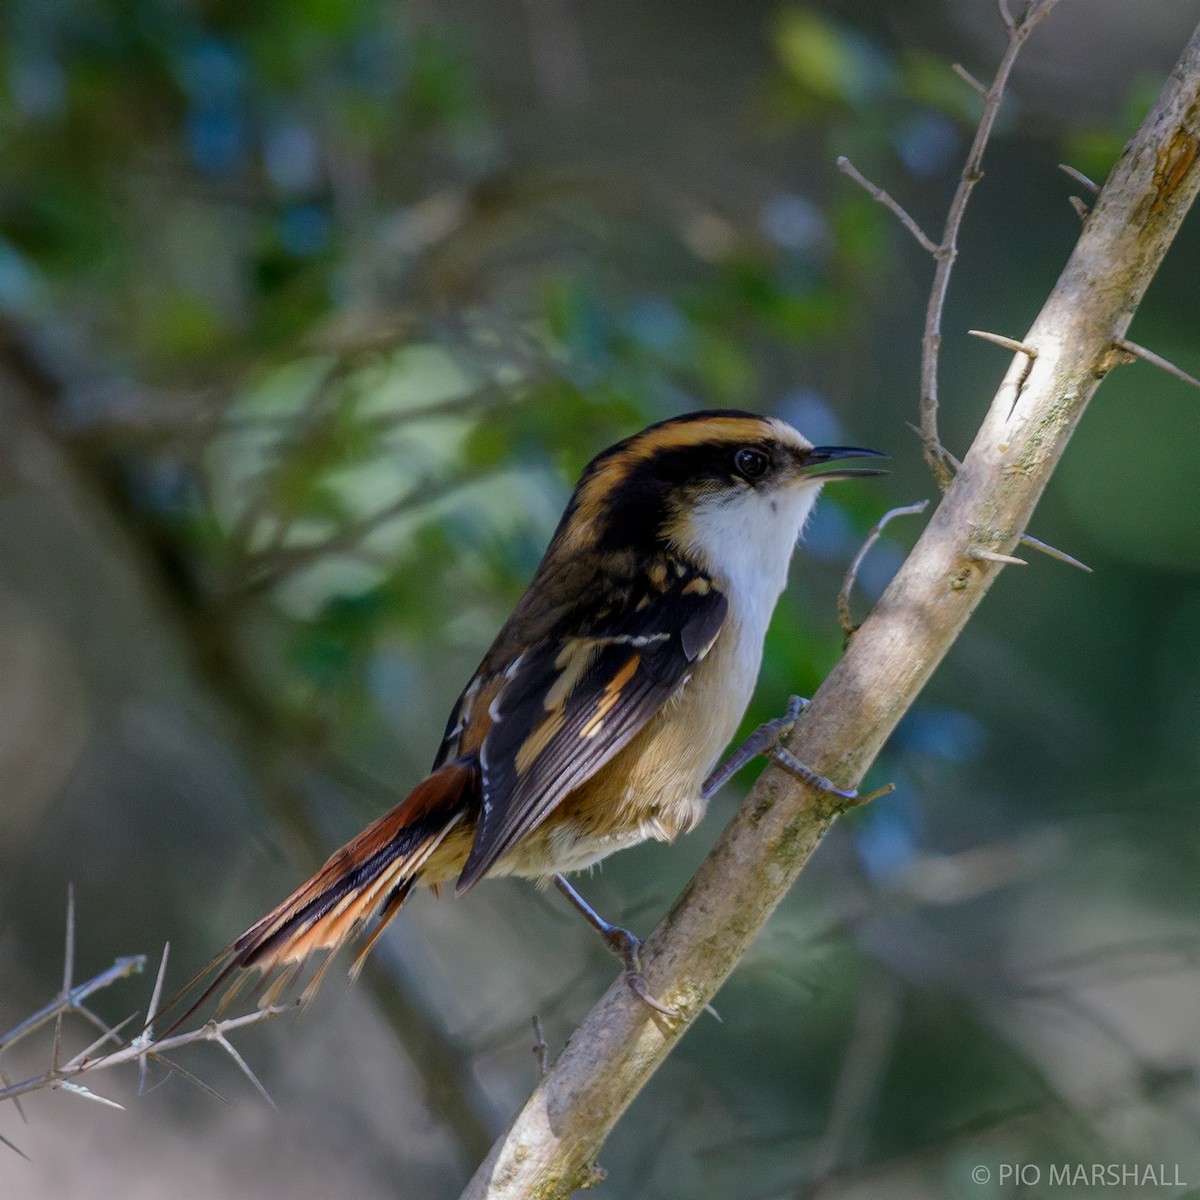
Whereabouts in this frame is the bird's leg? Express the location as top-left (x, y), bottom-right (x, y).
top-left (553, 874), bottom-right (678, 1018)
top-left (702, 695), bottom-right (857, 802)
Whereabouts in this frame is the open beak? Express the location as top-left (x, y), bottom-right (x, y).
top-left (802, 445), bottom-right (889, 481)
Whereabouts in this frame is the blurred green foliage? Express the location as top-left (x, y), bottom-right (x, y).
top-left (2, 1), bottom-right (1199, 1198)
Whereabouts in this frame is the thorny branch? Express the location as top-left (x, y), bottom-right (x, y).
top-left (458, 15), bottom-right (1200, 1198)
top-left (841, 0), bottom-right (1061, 489)
top-left (0, 902), bottom-right (284, 1151)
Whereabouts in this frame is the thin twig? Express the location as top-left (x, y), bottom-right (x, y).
top-left (838, 501), bottom-right (930, 637)
top-left (0, 937), bottom-right (285, 1121)
top-left (62, 885), bottom-right (76, 997)
top-left (0, 957), bottom-right (145, 1053)
top-left (836, 157), bottom-right (940, 255)
top-left (1112, 337), bottom-right (1200, 391)
top-left (952, 63), bottom-right (987, 96)
top-left (918, 0), bottom-right (1062, 488)
top-left (802, 971), bottom-right (904, 1189)
top-left (532, 1017), bottom-right (549, 1078)
top-left (0, 1004), bottom-right (286, 1108)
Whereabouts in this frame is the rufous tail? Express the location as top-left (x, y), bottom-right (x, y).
top-left (161, 760), bottom-right (477, 1032)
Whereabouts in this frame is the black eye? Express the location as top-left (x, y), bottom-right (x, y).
top-left (734, 447), bottom-right (769, 480)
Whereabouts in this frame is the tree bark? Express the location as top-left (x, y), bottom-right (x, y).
top-left (459, 18), bottom-right (1200, 1200)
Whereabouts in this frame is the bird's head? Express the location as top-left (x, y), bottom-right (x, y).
top-left (558, 410), bottom-right (886, 578)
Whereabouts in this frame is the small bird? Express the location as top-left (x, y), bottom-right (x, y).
top-left (179, 409), bottom-right (884, 1020)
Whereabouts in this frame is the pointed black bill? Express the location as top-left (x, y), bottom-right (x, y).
top-left (803, 445), bottom-right (889, 481)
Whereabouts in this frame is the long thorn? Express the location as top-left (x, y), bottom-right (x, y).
top-left (1112, 337), bottom-right (1200, 391)
top-left (147, 1053), bottom-right (230, 1105)
top-left (58, 1080), bottom-right (126, 1111)
top-left (0, 1129), bottom-right (30, 1160)
top-left (139, 944), bottom-right (171, 1095)
top-left (968, 328), bottom-right (1038, 357)
top-left (1019, 535), bottom-right (1093, 573)
top-left (1058, 163), bottom-right (1100, 194)
top-left (215, 1033), bottom-right (276, 1110)
top-left (68, 1013), bottom-right (140, 1066)
top-left (0, 1065), bottom-right (28, 1124)
top-left (970, 547), bottom-right (1028, 566)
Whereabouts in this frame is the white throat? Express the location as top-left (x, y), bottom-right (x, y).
top-left (677, 480), bottom-right (824, 642)
top-left (661, 478), bottom-right (826, 784)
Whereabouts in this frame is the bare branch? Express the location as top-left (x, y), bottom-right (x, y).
top-left (1112, 336), bottom-right (1200, 391)
top-left (62, 885), bottom-right (76, 996)
top-left (459, 21), bottom-right (1200, 1197)
top-left (918, 0), bottom-right (1062, 488)
top-left (0, 956), bottom-right (145, 1053)
top-left (838, 501), bottom-right (930, 637)
top-left (0, 1003), bottom-right (285, 1109)
top-left (952, 63), bottom-right (987, 96)
top-left (0, 935), bottom-right (285, 1122)
top-left (531, 1017), bottom-right (549, 1079)
top-left (836, 157), bottom-right (940, 255)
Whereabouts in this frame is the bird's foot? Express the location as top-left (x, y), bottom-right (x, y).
top-left (553, 874), bottom-right (678, 1018)
top-left (768, 746), bottom-right (857, 801)
top-left (598, 924), bottom-right (679, 1019)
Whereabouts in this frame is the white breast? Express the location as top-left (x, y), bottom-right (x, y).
top-left (637, 478), bottom-right (827, 828)
top-left (686, 480), bottom-right (824, 653)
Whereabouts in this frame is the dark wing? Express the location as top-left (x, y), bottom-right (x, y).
top-left (455, 561), bottom-right (727, 893)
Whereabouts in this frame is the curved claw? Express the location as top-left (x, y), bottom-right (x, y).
top-left (601, 927), bottom-right (679, 1018)
top-left (624, 970), bottom-right (680, 1019)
